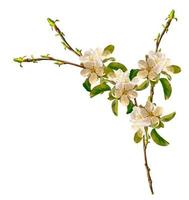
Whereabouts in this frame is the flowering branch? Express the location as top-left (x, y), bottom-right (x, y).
top-left (142, 10), bottom-right (178, 193)
top-left (13, 10), bottom-right (181, 195)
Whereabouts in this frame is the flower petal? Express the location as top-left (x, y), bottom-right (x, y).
top-left (140, 108), bottom-right (149, 118)
top-left (151, 116), bottom-right (160, 127)
top-left (95, 67), bottom-right (104, 76)
top-left (124, 83), bottom-right (135, 91)
top-left (153, 107), bottom-right (163, 117)
top-left (127, 90), bottom-right (138, 99)
top-left (147, 58), bottom-right (156, 68)
top-left (89, 73), bottom-right (98, 84)
top-left (145, 101), bottom-right (154, 113)
top-left (138, 60), bottom-right (148, 69)
top-left (114, 88), bottom-right (123, 98)
top-left (138, 70), bottom-right (148, 79)
top-left (84, 62), bottom-right (94, 69)
top-left (80, 69), bottom-right (91, 77)
top-left (120, 95), bottom-right (129, 106)
top-left (148, 70), bottom-right (158, 81)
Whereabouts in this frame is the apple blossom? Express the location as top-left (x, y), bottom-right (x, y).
top-left (14, 10), bottom-right (180, 195)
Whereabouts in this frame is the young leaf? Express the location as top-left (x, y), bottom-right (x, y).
top-left (134, 129), bottom-right (143, 143)
top-left (160, 78), bottom-right (172, 100)
top-left (112, 99), bottom-right (118, 116)
top-left (151, 129), bottom-right (169, 146)
top-left (166, 65), bottom-right (181, 74)
top-left (136, 80), bottom-right (149, 91)
top-left (129, 69), bottom-right (139, 80)
top-left (13, 57), bottom-right (25, 67)
top-left (103, 45), bottom-right (115, 56)
top-left (127, 100), bottom-right (134, 114)
top-left (13, 57), bottom-right (24, 63)
top-left (40, 54), bottom-right (50, 59)
top-left (104, 66), bottom-right (114, 76)
top-left (47, 18), bottom-right (56, 29)
top-left (161, 112), bottom-right (176, 122)
top-left (75, 48), bottom-right (82, 56)
top-left (103, 57), bottom-right (116, 63)
top-left (83, 78), bottom-right (91, 92)
top-left (107, 62), bottom-right (127, 72)
top-left (62, 42), bottom-right (69, 50)
top-left (54, 61), bottom-right (64, 66)
top-left (90, 83), bottom-right (111, 97)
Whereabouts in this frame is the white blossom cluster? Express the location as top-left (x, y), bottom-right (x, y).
top-left (80, 48), bottom-right (179, 138)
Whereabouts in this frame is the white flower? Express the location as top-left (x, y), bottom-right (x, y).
top-left (149, 51), bottom-right (171, 73)
top-left (130, 101), bottom-right (163, 129)
top-left (80, 48), bottom-right (108, 84)
top-left (137, 51), bottom-right (171, 81)
top-left (111, 69), bottom-right (138, 106)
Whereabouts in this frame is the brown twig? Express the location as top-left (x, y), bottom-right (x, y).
top-left (143, 134), bottom-right (154, 194)
top-left (134, 98), bottom-right (138, 106)
top-left (14, 56), bottom-right (84, 68)
top-left (49, 19), bottom-right (82, 57)
top-left (149, 82), bottom-right (155, 102)
top-left (155, 10), bottom-right (176, 52)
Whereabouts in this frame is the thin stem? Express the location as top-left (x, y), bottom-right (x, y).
top-left (53, 21), bottom-right (81, 57)
top-left (15, 56), bottom-right (84, 68)
top-left (155, 10), bottom-right (176, 52)
top-left (143, 130), bottom-right (154, 194)
top-left (134, 98), bottom-right (138, 106)
top-left (149, 82), bottom-right (155, 102)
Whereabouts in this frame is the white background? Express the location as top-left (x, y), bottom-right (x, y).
top-left (0, 0), bottom-right (188, 199)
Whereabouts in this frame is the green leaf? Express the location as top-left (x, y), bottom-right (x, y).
top-left (103, 57), bottom-right (116, 63)
top-left (104, 66), bottom-right (114, 75)
top-left (127, 100), bottom-right (134, 114)
top-left (112, 99), bottom-right (118, 116)
top-left (151, 129), bottom-right (169, 146)
top-left (134, 129), bottom-right (143, 143)
top-left (161, 112), bottom-right (176, 122)
top-left (160, 78), bottom-right (172, 100)
top-left (166, 65), bottom-right (181, 74)
top-left (108, 89), bottom-right (115, 100)
top-left (103, 45), bottom-right (115, 56)
top-left (136, 80), bottom-right (149, 91)
top-left (129, 69), bottom-right (139, 80)
top-left (107, 62), bottom-right (127, 72)
top-left (83, 78), bottom-right (91, 92)
top-left (90, 83), bottom-right (111, 97)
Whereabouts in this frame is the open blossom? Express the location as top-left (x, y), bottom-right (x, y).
top-left (80, 48), bottom-right (108, 84)
top-left (130, 101), bottom-right (163, 129)
top-left (110, 69), bottom-right (138, 106)
top-left (138, 51), bottom-right (171, 81)
top-left (148, 51), bottom-right (173, 74)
